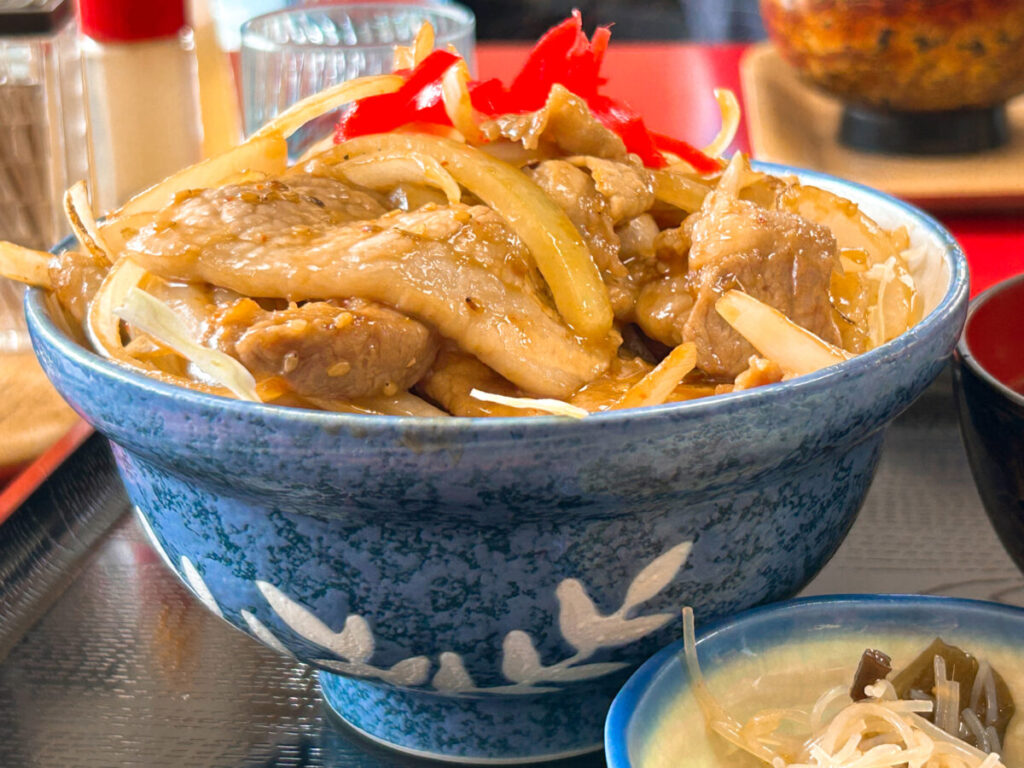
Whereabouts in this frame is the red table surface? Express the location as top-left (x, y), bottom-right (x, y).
top-left (479, 42), bottom-right (1024, 298)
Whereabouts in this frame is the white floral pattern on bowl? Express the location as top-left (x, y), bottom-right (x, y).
top-left (179, 540), bottom-right (693, 694)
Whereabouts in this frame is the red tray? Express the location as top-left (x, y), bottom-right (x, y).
top-left (0, 421), bottom-right (94, 525)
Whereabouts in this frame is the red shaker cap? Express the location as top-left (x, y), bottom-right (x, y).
top-left (78, 0), bottom-right (187, 42)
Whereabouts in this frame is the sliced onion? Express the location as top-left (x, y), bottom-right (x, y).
top-left (614, 342), bottom-right (696, 410)
top-left (392, 44), bottom-right (415, 70)
top-left (101, 134), bottom-right (288, 231)
top-left (442, 59), bottom-right (483, 143)
top-left (64, 181), bottom-right (112, 266)
top-left (413, 21), bottom-right (435, 65)
top-left (652, 170), bottom-right (711, 212)
top-left (85, 258), bottom-right (227, 396)
top-left (703, 88), bottom-right (740, 158)
top-left (298, 133), bottom-right (339, 164)
top-left (250, 74), bottom-right (404, 141)
top-left (0, 241), bottom-right (53, 288)
top-left (86, 257), bottom-right (151, 365)
top-left (716, 290), bottom-right (852, 378)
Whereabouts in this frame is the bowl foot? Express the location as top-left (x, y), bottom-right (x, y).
top-left (839, 104), bottom-right (1009, 155)
top-left (318, 671), bottom-right (609, 764)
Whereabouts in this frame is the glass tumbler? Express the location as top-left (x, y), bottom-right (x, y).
top-left (239, 2), bottom-right (476, 142)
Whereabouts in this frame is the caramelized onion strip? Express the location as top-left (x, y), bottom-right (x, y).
top-left (652, 170), bottom-right (712, 212)
top-left (85, 257), bottom-right (230, 396)
top-left (703, 88), bottom-right (740, 158)
top-left (0, 241), bottom-right (53, 288)
top-left (442, 59), bottom-right (484, 143)
top-left (250, 74), bottom-right (404, 141)
top-left (412, 21), bottom-right (435, 65)
top-left (64, 181), bottom-right (112, 266)
top-left (613, 342), bottom-right (696, 410)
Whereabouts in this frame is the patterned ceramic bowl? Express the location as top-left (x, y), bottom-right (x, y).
top-left (24, 166), bottom-right (967, 764)
top-left (605, 595), bottom-right (1024, 768)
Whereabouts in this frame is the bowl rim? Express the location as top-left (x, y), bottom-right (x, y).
top-left (604, 593), bottom-right (1024, 768)
top-left (955, 270), bottom-right (1024, 409)
top-left (25, 162), bottom-right (969, 434)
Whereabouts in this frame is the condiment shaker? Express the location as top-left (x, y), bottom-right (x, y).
top-left (0, 0), bottom-right (91, 351)
top-left (79, 0), bottom-right (203, 214)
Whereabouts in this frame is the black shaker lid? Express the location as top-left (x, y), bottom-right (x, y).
top-left (0, 0), bottom-right (72, 36)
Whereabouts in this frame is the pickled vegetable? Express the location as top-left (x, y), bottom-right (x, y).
top-left (850, 648), bottom-right (892, 701)
top-left (891, 638), bottom-right (1016, 750)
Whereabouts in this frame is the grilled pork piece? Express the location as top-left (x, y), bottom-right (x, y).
top-left (212, 298), bottom-right (438, 400)
top-left (528, 159), bottom-right (662, 321)
top-left (682, 191), bottom-right (840, 378)
top-left (528, 161), bottom-right (624, 276)
top-left (126, 178), bottom-right (612, 398)
top-left (568, 156), bottom-right (654, 224)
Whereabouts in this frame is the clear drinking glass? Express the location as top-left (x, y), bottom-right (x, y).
top-left (239, 2), bottom-right (476, 140)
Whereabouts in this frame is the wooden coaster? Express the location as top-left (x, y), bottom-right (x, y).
top-left (740, 44), bottom-right (1024, 211)
top-left (0, 351), bottom-right (80, 471)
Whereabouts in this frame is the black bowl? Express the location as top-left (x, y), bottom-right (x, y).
top-left (953, 273), bottom-right (1024, 573)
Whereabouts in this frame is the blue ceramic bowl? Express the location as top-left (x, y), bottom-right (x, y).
top-left (24, 167), bottom-right (967, 764)
top-left (605, 595), bottom-right (1024, 768)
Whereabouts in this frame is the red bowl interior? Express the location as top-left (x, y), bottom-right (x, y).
top-left (964, 273), bottom-right (1024, 396)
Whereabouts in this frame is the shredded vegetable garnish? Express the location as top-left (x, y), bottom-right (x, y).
top-left (680, 611), bottom-right (1011, 768)
top-left (469, 389), bottom-right (589, 419)
top-left (116, 287), bottom-right (260, 402)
